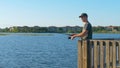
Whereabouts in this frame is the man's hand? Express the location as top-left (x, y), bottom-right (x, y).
top-left (70, 34), bottom-right (76, 36)
top-left (71, 35), bottom-right (76, 40)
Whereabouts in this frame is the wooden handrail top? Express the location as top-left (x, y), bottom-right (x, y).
top-left (79, 38), bottom-right (120, 40)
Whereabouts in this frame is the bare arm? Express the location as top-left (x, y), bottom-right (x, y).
top-left (74, 30), bottom-right (88, 37)
top-left (71, 30), bottom-right (88, 40)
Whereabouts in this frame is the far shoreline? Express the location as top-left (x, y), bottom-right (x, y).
top-left (0, 32), bottom-right (120, 36)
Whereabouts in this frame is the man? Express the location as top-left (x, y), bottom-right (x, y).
top-left (71, 13), bottom-right (92, 40)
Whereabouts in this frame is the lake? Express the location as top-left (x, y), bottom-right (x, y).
top-left (0, 33), bottom-right (120, 68)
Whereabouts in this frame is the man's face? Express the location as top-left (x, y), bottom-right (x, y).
top-left (80, 16), bottom-right (87, 22)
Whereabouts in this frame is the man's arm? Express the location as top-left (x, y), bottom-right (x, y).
top-left (71, 30), bottom-right (88, 40)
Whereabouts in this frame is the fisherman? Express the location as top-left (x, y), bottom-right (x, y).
top-left (70, 13), bottom-right (92, 40)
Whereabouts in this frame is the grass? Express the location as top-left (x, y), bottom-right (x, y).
top-left (0, 33), bottom-right (9, 36)
top-left (19, 33), bottom-right (54, 36)
top-left (0, 33), bottom-right (54, 36)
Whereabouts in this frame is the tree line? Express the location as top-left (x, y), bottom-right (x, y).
top-left (0, 26), bottom-right (120, 33)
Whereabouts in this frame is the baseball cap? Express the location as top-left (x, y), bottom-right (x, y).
top-left (79, 13), bottom-right (88, 18)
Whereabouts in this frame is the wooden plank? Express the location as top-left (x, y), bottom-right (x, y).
top-left (106, 41), bottom-right (110, 68)
top-left (82, 41), bottom-right (85, 68)
top-left (87, 40), bottom-right (92, 68)
top-left (112, 41), bottom-right (116, 68)
top-left (109, 41), bottom-right (113, 68)
top-left (82, 41), bottom-right (84, 68)
top-left (94, 41), bottom-right (98, 68)
top-left (83, 41), bottom-right (87, 68)
top-left (100, 41), bottom-right (104, 68)
top-left (119, 41), bottom-right (120, 64)
top-left (97, 43), bottom-right (100, 67)
top-left (78, 40), bottom-right (82, 68)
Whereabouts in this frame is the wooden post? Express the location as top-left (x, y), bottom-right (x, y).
top-left (97, 42), bottom-right (100, 67)
top-left (87, 40), bottom-right (91, 68)
top-left (94, 41), bottom-right (98, 68)
top-left (82, 41), bottom-right (87, 68)
top-left (78, 40), bottom-right (82, 68)
top-left (82, 41), bottom-right (84, 68)
top-left (110, 41), bottom-right (113, 68)
top-left (113, 41), bottom-right (116, 68)
top-left (100, 41), bottom-right (104, 68)
top-left (106, 41), bottom-right (110, 68)
top-left (119, 41), bottom-right (120, 64)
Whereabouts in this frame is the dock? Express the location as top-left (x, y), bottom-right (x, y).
top-left (78, 39), bottom-right (120, 68)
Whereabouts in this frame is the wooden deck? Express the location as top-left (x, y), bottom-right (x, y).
top-left (78, 39), bottom-right (120, 68)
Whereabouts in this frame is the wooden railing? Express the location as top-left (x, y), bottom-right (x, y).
top-left (78, 39), bottom-right (120, 68)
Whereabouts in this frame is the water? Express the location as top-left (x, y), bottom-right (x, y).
top-left (0, 33), bottom-right (119, 68)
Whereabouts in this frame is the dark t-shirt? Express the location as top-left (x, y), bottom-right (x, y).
top-left (81, 22), bottom-right (92, 40)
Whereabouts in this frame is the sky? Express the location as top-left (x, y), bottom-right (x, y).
top-left (0, 0), bottom-right (120, 28)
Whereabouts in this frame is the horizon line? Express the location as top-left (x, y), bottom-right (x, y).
top-left (0, 25), bottom-right (119, 28)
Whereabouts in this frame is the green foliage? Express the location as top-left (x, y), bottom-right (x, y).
top-left (12, 27), bottom-right (19, 32)
top-left (67, 30), bottom-right (73, 33)
top-left (57, 28), bottom-right (64, 33)
top-left (0, 26), bottom-right (120, 33)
